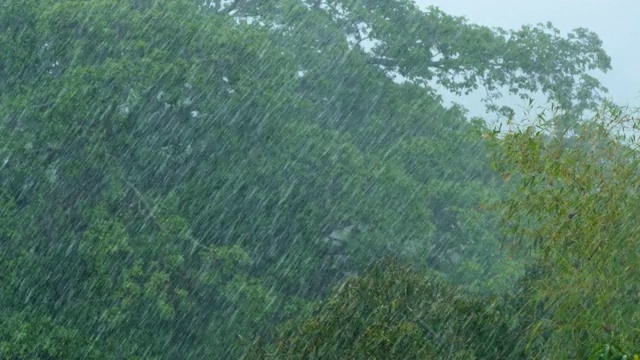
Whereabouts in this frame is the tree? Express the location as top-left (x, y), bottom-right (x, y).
top-left (1, 0), bottom-right (619, 357)
top-left (252, 259), bottom-right (521, 359)
top-left (489, 104), bottom-right (640, 357)
top-left (216, 0), bottom-right (611, 117)
top-left (0, 0), bottom-right (297, 357)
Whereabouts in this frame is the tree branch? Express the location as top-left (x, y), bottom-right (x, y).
top-left (367, 57), bottom-right (400, 68)
top-left (367, 56), bottom-right (441, 69)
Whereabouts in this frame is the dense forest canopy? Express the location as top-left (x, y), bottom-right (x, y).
top-left (1, 0), bottom-right (638, 358)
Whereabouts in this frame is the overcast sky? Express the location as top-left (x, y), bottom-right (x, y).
top-left (413, 0), bottom-right (639, 118)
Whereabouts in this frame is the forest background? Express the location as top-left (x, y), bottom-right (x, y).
top-left (1, 0), bottom-right (639, 358)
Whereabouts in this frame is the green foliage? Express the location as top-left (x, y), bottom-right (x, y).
top-left (226, 0), bottom-right (610, 117)
top-left (0, 0), bottom-right (617, 357)
top-left (177, 117), bottom-right (442, 298)
top-left (254, 259), bottom-right (521, 359)
top-left (489, 105), bottom-right (640, 357)
top-left (0, 310), bottom-right (99, 360)
top-left (0, 0), bottom-right (293, 357)
top-left (589, 343), bottom-right (639, 360)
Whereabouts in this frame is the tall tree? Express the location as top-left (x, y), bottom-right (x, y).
top-left (217, 0), bottom-right (611, 118)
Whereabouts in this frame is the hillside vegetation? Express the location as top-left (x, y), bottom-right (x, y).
top-left (1, 0), bottom-right (638, 358)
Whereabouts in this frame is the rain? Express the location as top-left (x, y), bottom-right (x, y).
top-left (1, 0), bottom-right (639, 358)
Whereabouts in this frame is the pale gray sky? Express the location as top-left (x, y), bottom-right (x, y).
top-left (414, 0), bottom-right (640, 118)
